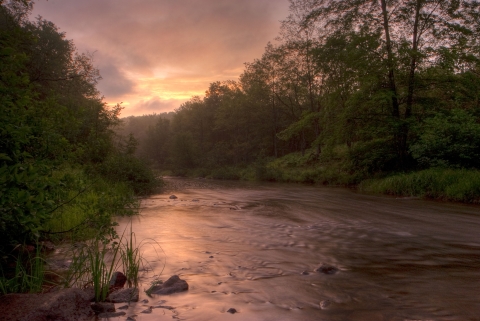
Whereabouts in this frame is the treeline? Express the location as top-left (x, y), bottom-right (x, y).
top-left (0, 0), bottom-right (159, 267)
top-left (133, 0), bottom-right (480, 182)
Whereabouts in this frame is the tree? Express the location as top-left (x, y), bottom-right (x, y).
top-left (300, 0), bottom-right (480, 167)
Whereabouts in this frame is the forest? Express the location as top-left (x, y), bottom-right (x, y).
top-left (0, 0), bottom-right (159, 292)
top-left (123, 0), bottom-right (480, 202)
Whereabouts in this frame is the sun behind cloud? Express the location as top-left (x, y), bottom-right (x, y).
top-left (32, 0), bottom-right (290, 116)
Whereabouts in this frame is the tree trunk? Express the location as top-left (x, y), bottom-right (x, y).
top-left (380, 0), bottom-right (400, 119)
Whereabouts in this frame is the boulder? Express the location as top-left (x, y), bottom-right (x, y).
top-left (0, 288), bottom-right (94, 321)
top-left (146, 275), bottom-right (188, 295)
top-left (169, 195), bottom-right (178, 199)
top-left (107, 287), bottom-right (139, 303)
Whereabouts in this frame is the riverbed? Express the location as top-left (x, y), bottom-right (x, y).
top-left (111, 177), bottom-right (480, 321)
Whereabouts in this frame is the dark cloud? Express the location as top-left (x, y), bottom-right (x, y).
top-left (31, 0), bottom-right (290, 115)
top-left (96, 59), bottom-right (135, 98)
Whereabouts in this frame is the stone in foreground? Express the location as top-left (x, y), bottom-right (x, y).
top-left (0, 288), bottom-right (94, 321)
top-left (107, 287), bottom-right (139, 303)
top-left (109, 271), bottom-right (127, 289)
top-left (91, 301), bottom-right (115, 314)
top-left (146, 275), bottom-right (188, 295)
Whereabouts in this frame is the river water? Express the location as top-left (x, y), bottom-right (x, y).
top-left (111, 177), bottom-right (480, 321)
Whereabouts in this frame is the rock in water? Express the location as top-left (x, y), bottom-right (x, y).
top-left (169, 195), bottom-right (178, 199)
top-left (146, 275), bottom-right (188, 295)
top-left (107, 287), bottom-right (139, 303)
top-left (316, 264), bottom-right (338, 275)
top-left (0, 288), bottom-right (94, 321)
top-left (227, 308), bottom-right (237, 314)
top-left (109, 271), bottom-right (127, 289)
top-left (319, 300), bottom-right (331, 309)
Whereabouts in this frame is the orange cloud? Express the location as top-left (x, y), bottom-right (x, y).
top-left (32, 0), bottom-right (290, 116)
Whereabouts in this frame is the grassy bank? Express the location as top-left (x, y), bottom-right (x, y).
top-left (359, 168), bottom-right (480, 203)
top-left (168, 147), bottom-right (480, 204)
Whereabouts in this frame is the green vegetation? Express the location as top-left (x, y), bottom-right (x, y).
top-left (119, 0), bottom-right (480, 203)
top-left (360, 168), bottom-right (480, 203)
top-left (0, 1), bottom-right (160, 294)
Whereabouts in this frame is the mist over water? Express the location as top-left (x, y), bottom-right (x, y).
top-left (113, 178), bottom-right (480, 321)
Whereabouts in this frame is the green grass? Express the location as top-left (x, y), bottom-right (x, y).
top-left (0, 245), bottom-right (47, 294)
top-left (359, 168), bottom-right (480, 203)
top-left (65, 222), bottom-right (165, 302)
top-left (66, 237), bottom-right (121, 302)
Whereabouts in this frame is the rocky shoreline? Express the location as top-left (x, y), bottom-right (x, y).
top-left (0, 274), bottom-right (189, 321)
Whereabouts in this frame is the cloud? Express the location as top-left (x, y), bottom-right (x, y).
top-left (31, 0), bottom-right (290, 115)
top-left (131, 97), bottom-right (185, 115)
top-left (96, 58), bottom-right (135, 98)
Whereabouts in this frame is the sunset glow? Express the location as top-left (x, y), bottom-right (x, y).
top-left (31, 0), bottom-right (290, 116)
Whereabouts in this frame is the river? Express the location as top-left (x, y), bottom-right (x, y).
top-left (111, 177), bottom-right (480, 321)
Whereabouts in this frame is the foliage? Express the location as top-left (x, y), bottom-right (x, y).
top-left (94, 152), bottom-right (162, 195)
top-left (348, 138), bottom-right (399, 175)
top-left (359, 168), bottom-right (480, 203)
top-left (0, 1), bottom-right (160, 293)
top-left (42, 168), bottom-right (138, 242)
top-left (66, 237), bottom-right (121, 302)
top-left (65, 222), bottom-right (165, 302)
top-left (0, 246), bottom-right (46, 294)
top-left (127, 0), bottom-right (480, 189)
top-left (410, 109), bottom-right (480, 168)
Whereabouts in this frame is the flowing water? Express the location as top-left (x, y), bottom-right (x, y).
top-left (110, 177), bottom-right (480, 321)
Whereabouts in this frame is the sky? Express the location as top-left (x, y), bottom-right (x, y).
top-left (31, 0), bottom-right (290, 117)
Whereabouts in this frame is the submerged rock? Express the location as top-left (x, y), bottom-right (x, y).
top-left (146, 275), bottom-right (188, 295)
top-left (319, 300), bottom-right (331, 310)
top-left (169, 195), bottom-right (178, 199)
top-left (316, 264), bottom-right (338, 275)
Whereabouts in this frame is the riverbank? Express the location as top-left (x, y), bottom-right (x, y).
top-left (165, 150), bottom-right (480, 204)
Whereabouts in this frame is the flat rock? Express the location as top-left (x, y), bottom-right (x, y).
top-left (107, 287), bottom-right (139, 303)
top-left (98, 311), bottom-right (126, 318)
top-left (0, 288), bottom-right (94, 321)
top-left (91, 302), bottom-right (115, 314)
top-left (146, 275), bottom-right (188, 295)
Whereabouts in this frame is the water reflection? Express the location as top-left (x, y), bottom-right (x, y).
top-left (112, 178), bottom-right (480, 321)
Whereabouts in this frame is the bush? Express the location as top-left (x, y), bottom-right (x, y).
top-left (348, 138), bottom-right (398, 175)
top-left (359, 168), bottom-right (480, 203)
top-left (410, 109), bottom-right (480, 168)
top-left (95, 153), bottom-right (162, 195)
